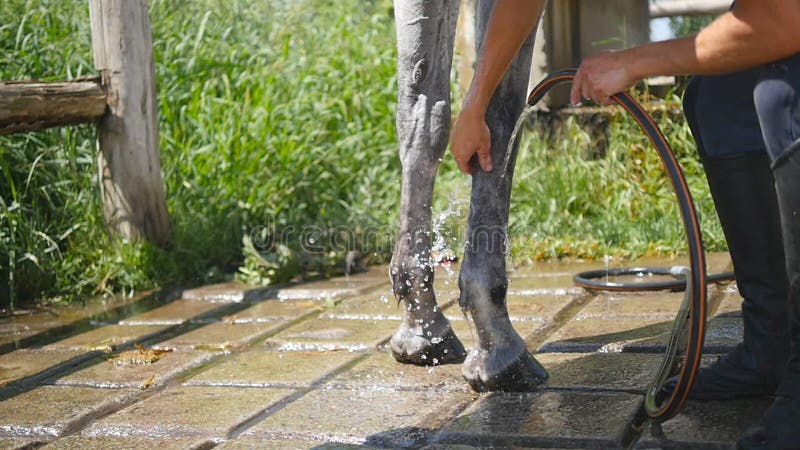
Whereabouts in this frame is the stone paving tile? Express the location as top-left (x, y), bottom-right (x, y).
top-left (276, 279), bottom-right (387, 301)
top-left (0, 349), bottom-right (86, 388)
top-left (577, 292), bottom-right (686, 319)
top-left (42, 436), bottom-right (208, 450)
top-left (185, 350), bottom-right (359, 388)
top-left (217, 437), bottom-right (381, 449)
top-left (539, 315), bottom-right (673, 353)
top-left (493, 295), bottom-right (574, 323)
top-left (153, 321), bottom-right (289, 351)
top-left (52, 351), bottom-right (213, 389)
top-left (634, 398), bottom-right (772, 449)
top-left (712, 284), bottom-right (743, 317)
top-left (119, 300), bottom-right (225, 325)
top-left (320, 293), bottom-right (406, 321)
top-left (536, 352), bottom-right (662, 393)
top-left (0, 437), bottom-right (45, 449)
top-left (508, 261), bottom-right (599, 277)
top-left (449, 319), bottom-right (547, 352)
top-left (0, 321), bottom-right (42, 345)
top-left (222, 299), bottom-right (322, 323)
top-left (182, 281), bottom-right (275, 303)
top-left (0, 385), bottom-right (137, 437)
top-left (43, 325), bottom-right (168, 351)
top-left (322, 353), bottom-right (468, 392)
top-left (264, 318), bottom-right (400, 352)
top-left (507, 275), bottom-right (579, 293)
top-left (85, 386), bottom-right (295, 439)
top-left (625, 316), bottom-right (743, 354)
top-left (243, 388), bottom-right (475, 448)
top-left (433, 391), bottom-right (642, 448)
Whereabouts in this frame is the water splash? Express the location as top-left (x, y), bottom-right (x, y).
top-left (500, 106), bottom-right (537, 179)
top-left (431, 195), bottom-right (465, 279)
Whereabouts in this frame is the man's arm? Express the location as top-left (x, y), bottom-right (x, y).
top-left (571, 0), bottom-right (800, 105)
top-left (450, 0), bottom-right (546, 174)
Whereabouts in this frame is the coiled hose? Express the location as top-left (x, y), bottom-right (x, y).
top-left (527, 69), bottom-right (706, 422)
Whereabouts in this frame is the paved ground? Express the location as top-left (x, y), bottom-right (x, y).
top-left (0, 253), bottom-right (768, 449)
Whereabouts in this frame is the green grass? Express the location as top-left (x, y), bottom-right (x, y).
top-left (0, 0), bottom-right (723, 308)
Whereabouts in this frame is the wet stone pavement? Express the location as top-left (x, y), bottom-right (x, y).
top-left (0, 253), bottom-right (767, 449)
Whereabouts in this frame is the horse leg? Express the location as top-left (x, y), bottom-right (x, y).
top-left (459, 0), bottom-right (548, 391)
top-left (389, 0), bottom-right (466, 365)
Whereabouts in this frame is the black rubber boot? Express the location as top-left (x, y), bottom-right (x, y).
top-left (737, 145), bottom-right (800, 449)
top-left (663, 152), bottom-right (790, 401)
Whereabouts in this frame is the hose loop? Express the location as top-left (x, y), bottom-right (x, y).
top-left (527, 69), bottom-right (707, 422)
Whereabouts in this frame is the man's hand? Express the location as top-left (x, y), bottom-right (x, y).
top-left (570, 50), bottom-right (638, 106)
top-left (450, 108), bottom-right (492, 174)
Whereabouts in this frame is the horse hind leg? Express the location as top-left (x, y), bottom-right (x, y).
top-left (459, 0), bottom-right (547, 391)
top-left (389, 0), bottom-right (466, 365)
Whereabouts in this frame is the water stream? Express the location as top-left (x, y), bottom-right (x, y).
top-left (500, 106), bottom-right (538, 179)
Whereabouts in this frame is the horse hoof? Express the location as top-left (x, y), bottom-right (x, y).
top-left (463, 349), bottom-right (548, 392)
top-left (390, 324), bottom-right (467, 366)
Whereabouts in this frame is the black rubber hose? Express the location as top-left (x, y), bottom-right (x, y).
top-left (527, 70), bottom-right (706, 422)
top-left (574, 266), bottom-right (735, 292)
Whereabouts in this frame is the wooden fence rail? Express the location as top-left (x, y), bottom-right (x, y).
top-left (0, 79), bottom-right (106, 135)
top-left (1, 0), bottom-right (171, 247)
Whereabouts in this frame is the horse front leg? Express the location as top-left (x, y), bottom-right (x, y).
top-left (389, 0), bottom-right (466, 365)
top-left (459, 0), bottom-right (547, 391)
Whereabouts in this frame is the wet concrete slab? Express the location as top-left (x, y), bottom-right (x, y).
top-left (507, 275), bottom-right (579, 294)
top-left (322, 353), bottom-right (467, 392)
top-left (634, 397), bottom-right (772, 449)
top-left (84, 386), bottom-right (295, 439)
top-left (51, 350), bottom-right (213, 389)
top-left (0, 321), bottom-right (45, 345)
top-left (539, 314), bottom-right (673, 353)
top-left (0, 385), bottom-right (136, 437)
top-left (221, 300), bottom-right (322, 323)
top-left (153, 321), bottom-right (289, 351)
top-left (536, 352), bottom-right (662, 393)
top-left (577, 292), bottom-right (686, 319)
top-left (0, 437), bottom-right (45, 449)
top-left (276, 279), bottom-right (388, 301)
top-left (185, 350), bottom-right (359, 388)
top-left (449, 319), bottom-right (547, 352)
top-left (182, 281), bottom-right (275, 303)
top-left (0, 349), bottom-right (86, 387)
top-left (711, 284), bottom-right (743, 317)
top-left (119, 300), bottom-right (226, 325)
top-left (445, 296), bottom-right (571, 325)
top-left (42, 436), bottom-right (208, 449)
top-left (217, 437), bottom-right (382, 449)
top-left (42, 325), bottom-right (169, 351)
top-left (502, 295), bottom-right (575, 323)
top-left (243, 388), bottom-right (475, 448)
top-left (434, 391), bottom-right (643, 448)
top-left (320, 293), bottom-right (407, 321)
top-left (624, 316), bottom-right (743, 355)
top-left (264, 318), bottom-right (400, 352)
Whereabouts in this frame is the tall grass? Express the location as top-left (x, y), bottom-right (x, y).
top-left (1, 0), bottom-right (723, 307)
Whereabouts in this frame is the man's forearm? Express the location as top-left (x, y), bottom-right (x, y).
top-left (627, 0), bottom-right (800, 80)
top-left (462, 0), bottom-right (546, 114)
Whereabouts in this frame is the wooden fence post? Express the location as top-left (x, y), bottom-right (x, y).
top-left (88, 0), bottom-right (171, 247)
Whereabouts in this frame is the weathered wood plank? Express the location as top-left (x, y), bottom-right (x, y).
top-left (89, 0), bottom-right (171, 247)
top-left (0, 79), bottom-right (106, 135)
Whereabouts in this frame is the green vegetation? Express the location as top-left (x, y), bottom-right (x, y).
top-left (1, 0), bottom-right (723, 308)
